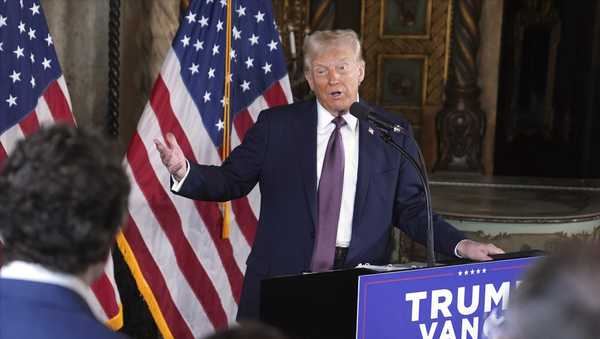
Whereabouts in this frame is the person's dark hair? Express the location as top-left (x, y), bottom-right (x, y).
top-left (502, 245), bottom-right (600, 339)
top-left (203, 322), bottom-right (288, 339)
top-left (0, 124), bottom-right (130, 274)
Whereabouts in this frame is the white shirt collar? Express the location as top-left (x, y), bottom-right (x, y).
top-left (316, 99), bottom-right (359, 132)
top-left (0, 260), bottom-right (103, 321)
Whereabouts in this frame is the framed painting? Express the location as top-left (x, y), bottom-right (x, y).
top-left (376, 54), bottom-right (427, 109)
top-left (380, 0), bottom-right (431, 38)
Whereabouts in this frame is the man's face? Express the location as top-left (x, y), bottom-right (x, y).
top-left (305, 46), bottom-right (365, 116)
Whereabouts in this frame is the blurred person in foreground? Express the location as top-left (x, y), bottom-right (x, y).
top-left (500, 245), bottom-right (600, 339)
top-left (0, 125), bottom-right (130, 339)
top-left (155, 29), bottom-right (504, 320)
top-left (203, 321), bottom-right (288, 339)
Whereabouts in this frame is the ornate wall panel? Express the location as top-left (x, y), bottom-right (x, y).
top-left (361, 0), bottom-right (452, 132)
top-left (272, 0), bottom-right (311, 98)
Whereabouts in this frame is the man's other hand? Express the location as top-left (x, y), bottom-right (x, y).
top-left (457, 239), bottom-right (505, 261)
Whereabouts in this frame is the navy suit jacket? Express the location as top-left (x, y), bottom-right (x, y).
top-left (0, 278), bottom-right (127, 339)
top-left (175, 99), bottom-right (465, 320)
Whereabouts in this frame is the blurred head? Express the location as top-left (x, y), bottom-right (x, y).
top-left (501, 245), bottom-right (600, 339)
top-left (0, 125), bottom-right (130, 279)
top-left (203, 322), bottom-right (288, 339)
top-left (303, 29), bottom-right (365, 116)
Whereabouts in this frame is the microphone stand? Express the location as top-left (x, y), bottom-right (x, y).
top-left (373, 127), bottom-right (436, 268)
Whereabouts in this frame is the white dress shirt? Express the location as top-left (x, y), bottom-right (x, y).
top-left (315, 100), bottom-right (359, 248)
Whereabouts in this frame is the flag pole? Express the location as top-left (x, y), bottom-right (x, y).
top-left (221, 0), bottom-right (233, 239)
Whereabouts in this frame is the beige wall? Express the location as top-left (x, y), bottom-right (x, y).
top-left (41, 0), bottom-right (179, 151)
top-left (42, 0), bottom-right (109, 129)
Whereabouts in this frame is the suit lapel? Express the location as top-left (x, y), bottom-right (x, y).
top-left (296, 100), bottom-right (318, 229)
top-left (352, 119), bottom-right (374, 231)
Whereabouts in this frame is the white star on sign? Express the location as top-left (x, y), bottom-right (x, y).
top-left (181, 35), bottom-right (190, 47)
top-left (13, 46), bottom-right (24, 59)
top-left (6, 94), bottom-right (17, 107)
top-left (248, 34), bottom-right (259, 46)
top-left (42, 57), bottom-right (51, 69)
top-left (9, 70), bottom-right (21, 83)
top-left (203, 91), bottom-right (211, 103)
top-left (262, 62), bottom-right (272, 74)
top-left (240, 80), bottom-right (250, 92)
top-left (254, 11), bottom-right (265, 23)
top-left (185, 12), bottom-right (196, 24)
top-left (235, 5), bottom-right (246, 16)
top-left (244, 57), bottom-right (254, 69)
top-left (199, 16), bottom-right (209, 27)
top-left (189, 63), bottom-right (199, 75)
top-left (194, 39), bottom-right (204, 51)
top-left (268, 40), bottom-right (278, 51)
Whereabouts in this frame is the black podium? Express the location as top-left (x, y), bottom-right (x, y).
top-left (260, 267), bottom-right (377, 339)
top-left (260, 251), bottom-right (543, 339)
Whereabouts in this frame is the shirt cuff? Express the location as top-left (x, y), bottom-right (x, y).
top-left (454, 239), bottom-right (468, 258)
top-left (171, 160), bottom-right (190, 192)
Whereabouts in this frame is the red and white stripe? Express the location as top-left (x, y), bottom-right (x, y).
top-left (121, 49), bottom-right (292, 338)
top-left (0, 76), bottom-right (124, 329)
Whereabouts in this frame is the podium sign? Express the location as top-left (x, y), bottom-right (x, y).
top-left (356, 257), bottom-right (540, 339)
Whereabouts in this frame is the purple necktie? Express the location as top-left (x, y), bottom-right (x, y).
top-left (311, 116), bottom-right (346, 272)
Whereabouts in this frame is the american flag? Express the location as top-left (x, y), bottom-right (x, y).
top-left (0, 0), bottom-right (123, 330)
top-left (118, 0), bottom-right (292, 337)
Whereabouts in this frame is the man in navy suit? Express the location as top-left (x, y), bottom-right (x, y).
top-left (155, 29), bottom-right (503, 321)
top-left (0, 126), bottom-right (130, 339)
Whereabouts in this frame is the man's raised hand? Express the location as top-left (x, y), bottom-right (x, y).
top-left (154, 133), bottom-right (187, 181)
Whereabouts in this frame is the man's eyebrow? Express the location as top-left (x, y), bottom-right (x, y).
top-left (312, 59), bottom-right (354, 67)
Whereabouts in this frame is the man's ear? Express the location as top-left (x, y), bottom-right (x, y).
top-left (357, 61), bottom-right (365, 83)
top-left (305, 71), bottom-right (315, 92)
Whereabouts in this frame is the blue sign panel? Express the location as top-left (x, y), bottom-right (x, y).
top-left (356, 257), bottom-right (540, 339)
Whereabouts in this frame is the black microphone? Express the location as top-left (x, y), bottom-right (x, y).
top-left (349, 102), bottom-right (406, 134)
top-left (349, 101), bottom-right (436, 268)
